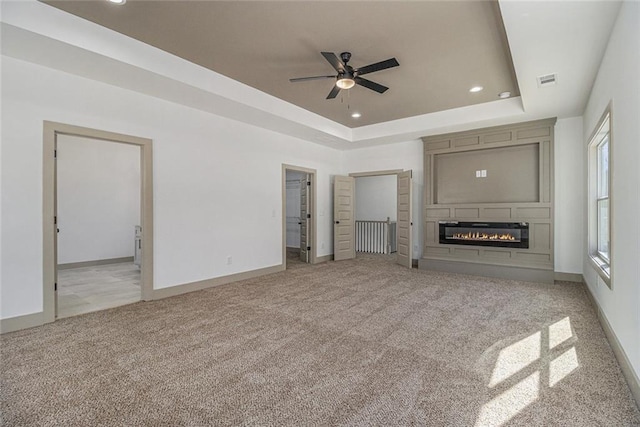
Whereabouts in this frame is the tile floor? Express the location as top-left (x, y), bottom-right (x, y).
top-left (57, 262), bottom-right (141, 319)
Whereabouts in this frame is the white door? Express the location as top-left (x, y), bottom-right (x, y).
top-left (299, 174), bottom-right (310, 263)
top-left (333, 175), bottom-right (356, 261)
top-left (396, 170), bottom-right (413, 268)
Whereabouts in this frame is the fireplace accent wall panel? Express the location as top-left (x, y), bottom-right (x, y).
top-left (420, 118), bottom-right (556, 283)
top-left (434, 143), bottom-right (540, 204)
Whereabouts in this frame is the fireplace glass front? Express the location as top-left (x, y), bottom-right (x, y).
top-left (439, 221), bottom-right (529, 249)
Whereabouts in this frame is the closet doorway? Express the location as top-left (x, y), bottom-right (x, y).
top-left (43, 122), bottom-right (153, 324)
top-left (282, 165), bottom-right (317, 269)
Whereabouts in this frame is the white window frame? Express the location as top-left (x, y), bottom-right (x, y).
top-left (587, 106), bottom-right (612, 287)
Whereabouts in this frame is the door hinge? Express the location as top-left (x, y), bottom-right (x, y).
top-left (54, 150), bottom-right (57, 159)
top-left (54, 282), bottom-right (57, 291)
top-left (306, 181), bottom-right (311, 186)
top-left (307, 213), bottom-right (311, 219)
top-left (54, 216), bottom-right (57, 225)
top-left (307, 246), bottom-right (311, 251)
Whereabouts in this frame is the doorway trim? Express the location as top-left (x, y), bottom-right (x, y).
top-left (282, 164), bottom-right (317, 269)
top-left (346, 168), bottom-right (414, 267)
top-left (348, 169), bottom-right (403, 178)
top-left (43, 121), bottom-right (154, 324)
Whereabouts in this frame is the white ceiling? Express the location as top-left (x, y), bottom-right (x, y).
top-left (0, 0), bottom-right (622, 149)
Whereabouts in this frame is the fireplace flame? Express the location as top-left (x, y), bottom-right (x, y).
top-left (452, 232), bottom-right (517, 241)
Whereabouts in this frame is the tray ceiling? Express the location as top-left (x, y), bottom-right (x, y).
top-left (42, 0), bottom-right (520, 128)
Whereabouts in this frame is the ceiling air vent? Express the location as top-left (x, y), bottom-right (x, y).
top-left (537, 73), bottom-right (557, 87)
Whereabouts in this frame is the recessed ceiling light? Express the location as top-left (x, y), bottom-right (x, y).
top-left (498, 91), bottom-right (511, 99)
top-left (108, 0), bottom-right (126, 4)
top-left (351, 112), bottom-right (362, 119)
top-left (469, 86), bottom-right (483, 93)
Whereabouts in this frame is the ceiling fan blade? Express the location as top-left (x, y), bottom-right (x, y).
top-left (321, 52), bottom-right (346, 73)
top-left (355, 58), bottom-right (399, 76)
top-left (326, 85), bottom-right (341, 99)
top-left (289, 75), bottom-right (335, 83)
top-left (355, 77), bottom-right (389, 94)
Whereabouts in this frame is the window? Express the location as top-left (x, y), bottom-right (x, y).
top-left (588, 109), bottom-right (611, 284)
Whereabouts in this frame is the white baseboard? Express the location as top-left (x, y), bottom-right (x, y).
top-left (151, 264), bottom-right (285, 300)
top-left (0, 311), bottom-right (44, 334)
top-left (582, 278), bottom-right (640, 409)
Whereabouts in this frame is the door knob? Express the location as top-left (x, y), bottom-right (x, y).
top-left (335, 221), bottom-right (340, 224)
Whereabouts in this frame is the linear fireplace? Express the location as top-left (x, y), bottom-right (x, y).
top-left (439, 221), bottom-right (529, 248)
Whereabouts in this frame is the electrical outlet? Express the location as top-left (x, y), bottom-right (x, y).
top-left (481, 169), bottom-right (487, 177)
top-left (476, 170), bottom-right (481, 178)
top-left (226, 256), bottom-right (232, 265)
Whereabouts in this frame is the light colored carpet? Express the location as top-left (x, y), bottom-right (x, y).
top-left (2, 256), bottom-right (639, 426)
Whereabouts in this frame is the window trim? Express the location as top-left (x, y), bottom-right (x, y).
top-left (587, 105), bottom-right (612, 288)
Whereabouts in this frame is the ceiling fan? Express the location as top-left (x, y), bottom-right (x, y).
top-left (290, 52), bottom-right (399, 99)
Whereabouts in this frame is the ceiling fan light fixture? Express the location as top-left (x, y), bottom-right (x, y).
top-left (336, 78), bottom-right (356, 90)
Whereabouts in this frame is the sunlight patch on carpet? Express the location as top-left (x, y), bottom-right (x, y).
top-left (478, 317), bottom-right (583, 425)
top-left (548, 316), bottom-right (573, 350)
top-left (489, 332), bottom-right (540, 388)
top-left (476, 371), bottom-right (539, 426)
top-left (549, 347), bottom-right (579, 387)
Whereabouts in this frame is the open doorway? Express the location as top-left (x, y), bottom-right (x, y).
top-left (333, 169), bottom-right (413, 268)
top-left (354, 174), bottom-right (398, 264)
top-left (43, 121), bottom-right (153, 322)
top-left (56, 134), bottom-right (141, 318)
top-left (282, 164), bottom-right (317, 269)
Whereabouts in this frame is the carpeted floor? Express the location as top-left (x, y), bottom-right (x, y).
top-left (2, 256), bottom-right (639, 426)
